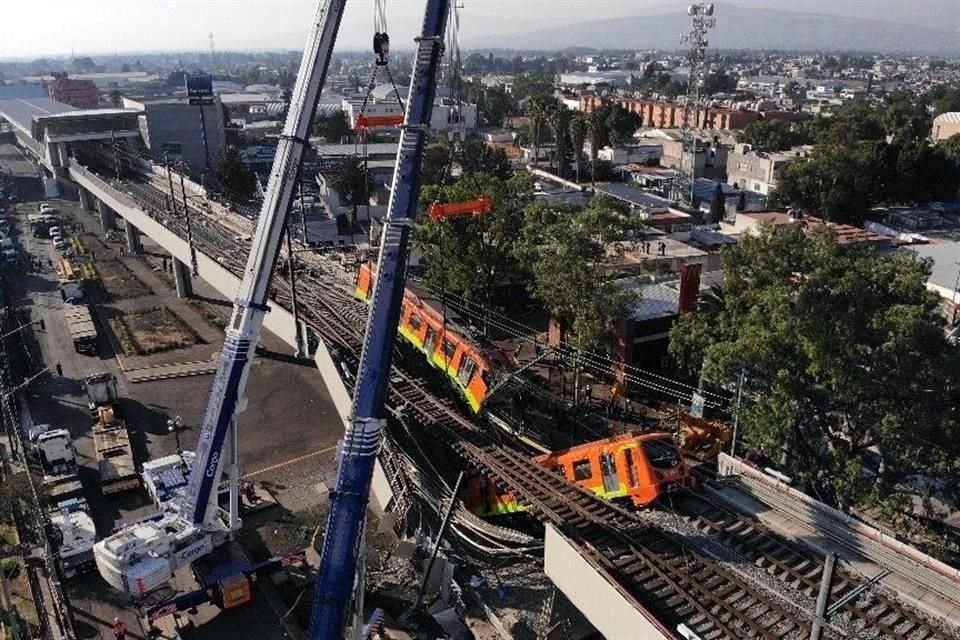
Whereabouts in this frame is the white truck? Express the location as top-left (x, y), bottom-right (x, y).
top-left (25, 423), bottom-right (83, 503)
top-left (49, 498), bottom-right (97, 578)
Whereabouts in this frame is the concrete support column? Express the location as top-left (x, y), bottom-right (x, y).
top-left (56, 142), bottom-right (69, 168)
top-left (96, 199), bottom-right (116, 231)
top-left (78, 187), bottom-right (91, 212)
top-left (123, 219), bottom-right (142, 255)
top-left (172, 258), bottom-right (193, 298)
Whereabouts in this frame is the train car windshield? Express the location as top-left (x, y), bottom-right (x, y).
top-left (641, 438), bottom-right (681, 469)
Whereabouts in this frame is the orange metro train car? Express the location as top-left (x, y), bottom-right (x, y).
top-left (356, 262), bottom-right (510, 413)
top-left (465, 432), bottom-right (694, 517)
top-left (535, 432), bottom-right (694, 506)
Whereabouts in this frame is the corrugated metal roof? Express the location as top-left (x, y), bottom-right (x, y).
top-left (934, 112), bottom-right (960, 125)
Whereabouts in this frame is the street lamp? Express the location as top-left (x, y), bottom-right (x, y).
top-left (166, 415), bottom-right (185, 456)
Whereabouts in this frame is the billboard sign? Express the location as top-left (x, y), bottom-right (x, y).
top-left (184, 73), bottom-right (214, 105)
top-left (161, 142), bottom-right (182, 156)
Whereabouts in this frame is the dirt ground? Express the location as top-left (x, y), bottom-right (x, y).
top-left (108, 306), bottom-right (200, 356)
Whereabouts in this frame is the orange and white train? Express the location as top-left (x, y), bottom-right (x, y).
top-left (355, 262), bottom-right (512, 413)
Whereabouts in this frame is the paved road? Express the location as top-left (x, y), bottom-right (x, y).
top-left (2, 143), bottom-right (343, 640)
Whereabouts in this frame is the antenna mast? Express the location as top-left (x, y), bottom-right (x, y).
top-left (674, 3), bottom-right (715, 205)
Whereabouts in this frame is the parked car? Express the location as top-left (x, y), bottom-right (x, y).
top-left (53, 237), bottom-right (67, 252)
top-left (48, 225), bottom-right (61, 238)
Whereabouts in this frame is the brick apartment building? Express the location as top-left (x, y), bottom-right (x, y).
top-left (47, 72), bottom-right (100, 109)
top-left (581, 95), bottom-right (799, 131)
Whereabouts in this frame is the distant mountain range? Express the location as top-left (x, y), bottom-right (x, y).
top-left (466, 2), bottom-right (960, 55)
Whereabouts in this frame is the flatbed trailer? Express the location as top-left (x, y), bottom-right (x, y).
top-left (92, 406), bottom-right (139, 494)
top-left (64, 305), bottom-right (97, 354)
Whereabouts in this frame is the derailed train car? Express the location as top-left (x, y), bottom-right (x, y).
top-left (356, 262), bottom-right (513, 413)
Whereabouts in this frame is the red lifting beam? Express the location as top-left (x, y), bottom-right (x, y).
top-left (354, 113), bottom-right (405, 130)
top-left (429, 195), bottom-right (493, 221)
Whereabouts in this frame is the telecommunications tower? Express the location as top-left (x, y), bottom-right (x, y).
top-left (673, 3), bottom-right (715, 205)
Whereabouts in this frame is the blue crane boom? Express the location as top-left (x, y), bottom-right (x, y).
top-left (307, 0), bottom-right (451, 635)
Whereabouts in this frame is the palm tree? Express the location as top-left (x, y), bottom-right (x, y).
top-left (328, 155), bottom-right (376, 244)
top-left (569, 112), bottom-right (587, 185)
top-left (528, 96), bottom-right (549, 169)
top-left (587, 110), bottom-right (607, 186)
top-left (546, 103), bottom-right (570, 178)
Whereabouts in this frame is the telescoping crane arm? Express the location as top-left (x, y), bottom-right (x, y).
top-left (180, 0), bottom-right (349, 526)
top-left (307, 0), bottom-right (451, 636)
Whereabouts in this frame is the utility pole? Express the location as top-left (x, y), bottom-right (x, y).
top-left (413, 472), bottom-right (464, 611)
top-left (164, 151), bottom-right (178, 215)
top-left (178, 170), bottom-right (200, 276)
top-left (285, 226), bottom-right (303, 357)
top-left (110, 129), bottom-right (121, 179)
top-left (809, 553), bottom-right (837, 640)
top-left (299, 180), bottom-right (309, 244)
top-left (730, 368), bottom-right (745, 457)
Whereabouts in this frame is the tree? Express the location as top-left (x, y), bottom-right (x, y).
top-left (209, 145), bottom-right (258, 202)
top-left (703, 71), bottom-right (738, 95)
top-left (328, 155), bottom-right (376, 242)
top-left (416, 172), bottom-right (534, 319)
top-left (512, 73), bottom-right (555, 101)
top-left (587, 110), bottom-right (607, 185)
top-left (738, 119), bottom-right (812, 152)
top-left (669, 225), bottom-right (960, 515)
top-left (770, 141), bottom-right (888, 225)
top-left (709, 182), bottom-right (726, 223)
top-left (312, 111), bottom-right (352, 142)
top-left (605, 105), bottom-right (642, 147)
top-left (459, 138), bottom-right (512, 180)
top-left (421, 143), bottom-right (451, 186)
top-left (527, 96), bottom-right (553, 170)
top-left (482, 85), bottom-right (515, 128)
top-left (516, 200), bottom-right (637, 398)
top-left (569, 113), bottom-right (587, 184)
top-left (545, 102), bottom-right (571, 177)
top-left (883, 93), bottom-right (932, 143)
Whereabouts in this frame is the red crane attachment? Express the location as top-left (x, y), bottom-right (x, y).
top-left (354, 113), bottom-right (405, 130)
top-left (429, 195), bottom-right (493, 221)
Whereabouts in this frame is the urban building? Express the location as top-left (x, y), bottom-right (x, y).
top-left (659, 134), bottom-right (728, 181)
top-left (47, 73), bottom-right (100, 109)
top-left (122, 96), bottom-right (226, 176)
top-left (581, 95), bottom-right (802, 131)
top-left (726, 143), bottom-right (812, 195)
top-left (932, 112), bottom-right (960, 142)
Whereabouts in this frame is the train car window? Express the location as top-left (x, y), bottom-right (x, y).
top-left (424, 328), bottom-right (437, 353)
top-left (408, 314), bottom-right (422, 331)
top-left (459, 357), bottom-right (476, 385)
top-left (623, 448), bottom-right (640, 488)
top-left (443, 339), bottom-right (457, 359)
top-left (572, 459), bottom-right (593, 481)
top-left (641, 438), bottom-right (681, 469)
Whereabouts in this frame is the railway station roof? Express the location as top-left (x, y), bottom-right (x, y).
top-left (0, 97), bottom-right (141, 143)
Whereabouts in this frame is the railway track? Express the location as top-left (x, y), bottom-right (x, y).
top-left (673, 491), bottom-right (953, 640)
top-left (78, 164), bottom-right (957, 640)
top-left (461, 443), bottom-right (820, 640)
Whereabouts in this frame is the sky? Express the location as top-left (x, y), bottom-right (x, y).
top-left (1, 0), bottom-right (958, 60)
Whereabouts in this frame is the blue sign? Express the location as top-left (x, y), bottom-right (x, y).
top-left (185, 74), bottom-right (214, 105)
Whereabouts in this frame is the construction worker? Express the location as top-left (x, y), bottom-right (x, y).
top-left (112, 617), bottom-right (126, 640)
